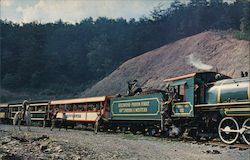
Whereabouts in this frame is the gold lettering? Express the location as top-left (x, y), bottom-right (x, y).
top-left (131, 102), bottom-right (140, 107)
top-left (117, 101), bottom-right (150, 108)
top-left (118, 103), bottom-right (130, 107)
top-left (140, 101), bottom-right (150, 106)
top-left (119, 107), bottom-right (148, 113)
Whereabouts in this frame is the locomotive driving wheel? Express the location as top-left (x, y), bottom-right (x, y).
top-left (242, 118), bottom-right (250, 145)
top-left (218, 117), bottom-right (239, 144)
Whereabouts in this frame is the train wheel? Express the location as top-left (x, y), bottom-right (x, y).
top-left (218, 117), bottom-right (239, 144)
top-left (147, 128), bottom-right (157, 136)
top-left (242, 118), bottom-right (250, 145)
top-left (130, 126), bottom-right (139, 135)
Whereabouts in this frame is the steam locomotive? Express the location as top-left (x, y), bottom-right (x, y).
top-left (0, 71), bottom-right (249, 145)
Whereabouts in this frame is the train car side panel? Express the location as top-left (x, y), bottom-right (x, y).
top-left (110, 93), bottom-right (164, 120)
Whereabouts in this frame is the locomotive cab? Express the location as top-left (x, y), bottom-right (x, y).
top-left (164, 72), bottom-right (230, 118)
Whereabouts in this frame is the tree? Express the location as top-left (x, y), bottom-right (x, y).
top-left (189, 0), bottom-right (208, 6)
top-left (209, 0), bottom-right (223, 6)
top-left (86, 34), bottom-right (113, 77)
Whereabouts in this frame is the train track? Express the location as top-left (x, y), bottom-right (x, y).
top-left (185, 139), bottom-right (250, 150)
top-left (205, 141), bottom-right (250, 150)
top-left (102, 129), bottom-right (250, 150)
top-left (117, 130), bottom-right (250, 150)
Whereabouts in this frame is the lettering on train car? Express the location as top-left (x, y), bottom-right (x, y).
top-left (119, 108), bottom-right (148, 113)
top-left (118, 101), bottom-right (150, 108)
top-left (67, 114), bottom-right (82, 118)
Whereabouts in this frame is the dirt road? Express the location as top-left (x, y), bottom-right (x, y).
top-left (0, 124), bottom-right (249, 160)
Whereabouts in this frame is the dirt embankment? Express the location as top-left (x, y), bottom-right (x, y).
top-left (82, 31), bottom-right (250, 96)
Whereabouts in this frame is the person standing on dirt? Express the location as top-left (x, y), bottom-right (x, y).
top-left (13, 111), bottom-right (23, 131)
top-left (43, 110), bottom-right (53, 128)
top-left (50, 109), bottom-right (59, 131)
top-left (43, 112), bottom-right (48, 128)
top-left (59, 112), bottom-right (67, 131)
top-left (25, 104), bottom-right (31, 131)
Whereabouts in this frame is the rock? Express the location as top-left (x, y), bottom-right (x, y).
top-left (54, 146), bottom-right (63, 153)
top-left (1, 137), bottom-right (12, 145)
top-left (1, 141), bottom-right (8, 145)
top-left (11, 136), bottom-right (29, 143)
top-left (31, 141), bottom-right (40, 146)
top-left (0, 150), bottom-right (22, 160)
top-left (40, 143), bottom-right (48, 151)
top-left (205, 149), bottom-right (221, 154)
top-left (212, 150), bottom-right (221, 154)
top-left (74, 155), bottom-right (81, 160)
top-left (51, 153), bottom-right (60, 160)
top-left (32, 135), bottom-right (49, 142)
top-left (59, 154), bottom-right (67, 159)
top-left (38, 153), bottom-right (49, 160)
top-left (8, 140), bottom-right (19, 146)
top-left (44, 148), bottom-right (51, 153)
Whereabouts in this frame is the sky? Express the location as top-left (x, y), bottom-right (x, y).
top-left (0, 0), bottom-right (235, 24)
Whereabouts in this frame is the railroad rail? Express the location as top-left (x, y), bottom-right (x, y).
top-left (205, 141), bottom-right (250, 150)
top-left (186, 139), bottom-right (250, 150)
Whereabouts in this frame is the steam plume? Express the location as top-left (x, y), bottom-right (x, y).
top-left (188, 54), bottom-right (213, 71)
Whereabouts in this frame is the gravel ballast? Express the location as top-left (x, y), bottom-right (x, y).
top-left (0, 124), bottom-right (249, 160)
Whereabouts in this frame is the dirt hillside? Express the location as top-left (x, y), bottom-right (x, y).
top-left (82, 31), bottom-right (250, 96)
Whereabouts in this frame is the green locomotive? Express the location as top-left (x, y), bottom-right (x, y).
top-left (107, 72), bottom-right (250, 144)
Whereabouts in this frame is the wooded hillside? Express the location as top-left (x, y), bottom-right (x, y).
top-left (1, 0), bottom-right (249, 102)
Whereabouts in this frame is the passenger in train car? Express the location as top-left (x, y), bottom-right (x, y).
top-left (43, 111), bottom-right (48, 128)
top-left (68, 104), bottom-right (73, 111)
top-left (38, 106), bottom-right (44, 111)
top-left (83, 104), bottom-right (87, 111)
top-left (59, 104), bottom-right (64, 111)
top-left (87, 104), bottom-right (92, 111)
top-left (96, 103), bottom-right (100, 111)
top-left (78, 104), bottom-right (81, 110)
top-left (73, 104), bottom-right (78, 111)
top-left (93, 105), bottom-right (97, 111)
